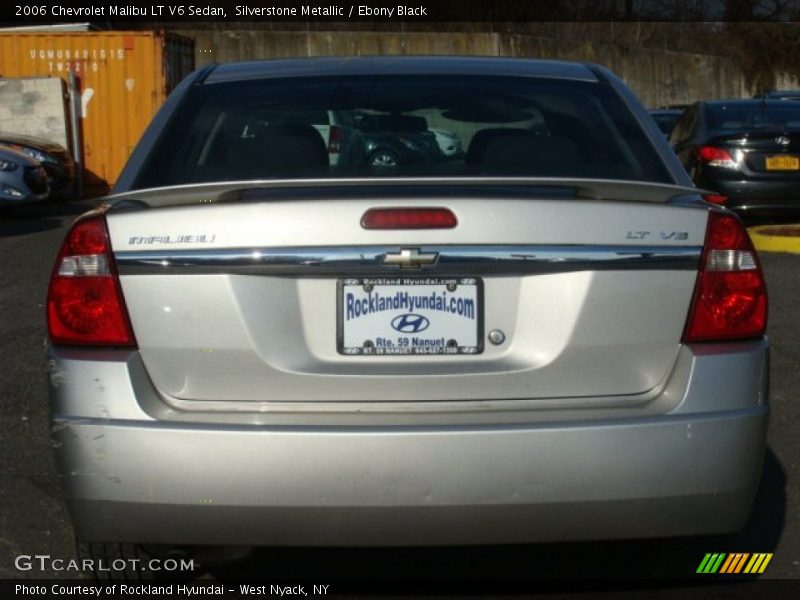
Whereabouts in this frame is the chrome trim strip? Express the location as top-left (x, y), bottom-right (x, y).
top-left (115, 245), bottom-right (702, 276)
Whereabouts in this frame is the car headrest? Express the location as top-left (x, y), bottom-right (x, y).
top-left (359, 114), bottom-right (427, 132)
top-left (466, 129), bottom-right (533, 165)
top-left (467, 129), bottom-right (583, 176)
top-left (227, 124), bottom-right (328, 178)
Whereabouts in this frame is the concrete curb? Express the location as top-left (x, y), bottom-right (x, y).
top-left (748, 225), bottom-right (800, 254)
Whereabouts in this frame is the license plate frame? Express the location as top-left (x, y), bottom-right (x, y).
top-left (765, 155), bottom-right (800, 171)
top-left (337, 276), bottom-right (484, 356)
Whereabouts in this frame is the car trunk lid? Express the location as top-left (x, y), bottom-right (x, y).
top-left (711, 131), bottom-right (800, 178)
top-left (105, 180), bottom-right (708, 404)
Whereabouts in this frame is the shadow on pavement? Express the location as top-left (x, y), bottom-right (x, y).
top-left (0, 199), bottom-right (98, 237)
top-left (731, 446), bottom-right (786, 555)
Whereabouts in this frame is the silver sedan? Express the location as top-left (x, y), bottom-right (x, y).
top-left (46, 57), bottom-right (768, 565)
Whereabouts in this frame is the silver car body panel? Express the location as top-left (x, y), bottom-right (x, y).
top-left (104, 197), bottom-right (706, 403)
top-left (50, 340), bottom-right (768, 545)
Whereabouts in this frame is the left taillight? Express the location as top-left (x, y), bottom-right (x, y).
top-left (696, 145), bottom-right (738, 170)
top-left (47, 215), bottom-right (136, 347)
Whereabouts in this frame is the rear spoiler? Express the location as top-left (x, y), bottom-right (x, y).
top-left (104, 178), bottom-right (710, 211)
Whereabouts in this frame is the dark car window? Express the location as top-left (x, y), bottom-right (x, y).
top-left (133, 75), bottom-right (672, 189)
top-left (651, 113), bottom-right (681, 135)
top-left (706, 103), bottom-right (800, 130)
top-left (669, 105), bottom-right (698, 147)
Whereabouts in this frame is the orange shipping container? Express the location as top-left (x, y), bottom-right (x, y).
top-left (0, 31), bottom-right (194, 191)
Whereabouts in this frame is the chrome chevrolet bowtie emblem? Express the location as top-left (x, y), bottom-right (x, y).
top-left (383, 248), bottom-right (438, 269)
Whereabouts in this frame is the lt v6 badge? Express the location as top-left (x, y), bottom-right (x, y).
top-left (626, 231), bottom-right (689, 240)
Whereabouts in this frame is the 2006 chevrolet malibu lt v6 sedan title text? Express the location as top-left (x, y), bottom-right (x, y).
top-left (46, 57), bottom-right (769, 560)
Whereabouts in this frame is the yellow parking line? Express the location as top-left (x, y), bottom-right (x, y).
top-left (749, 225), bottom-right (800, 254)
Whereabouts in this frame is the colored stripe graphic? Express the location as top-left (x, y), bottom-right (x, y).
top-left (696, 553), bottom-right (714, 573)
top-left (720, 553), bottom-right (750, 573)
top-left (698, 552), bottom-right (773, 574)
top-left (697, 553), bottom-right (727, 573)
top-left (733, 553), bottom-right (750, 573)
top-left (719, 554), bottom-right (736, 573)
top-left (744, 553), bottom-right (774, 574)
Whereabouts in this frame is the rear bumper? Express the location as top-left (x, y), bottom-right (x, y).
top-left (49, 340), bottom-right (769, 546)
top-left (698, 177), bottom-right (800, 215)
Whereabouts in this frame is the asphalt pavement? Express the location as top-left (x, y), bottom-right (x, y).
top-left (0, 200), bottom-right (798, 591)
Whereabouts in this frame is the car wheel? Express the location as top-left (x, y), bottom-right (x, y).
top-left (367, 149), bottom-right (400, 168)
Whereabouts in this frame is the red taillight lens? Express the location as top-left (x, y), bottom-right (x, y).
top-left (328, 126), bottom-right (342, 154)
top-left (683, 212), bottom-right (767, 343)
top-left (47, 215), bottom-right (136, 347)
top-left (696, 146), bottom-right (738, 169)
top-left (361, 207), bottom-right (458, 229)
top-left (697, 146), bottom-right (732, 162)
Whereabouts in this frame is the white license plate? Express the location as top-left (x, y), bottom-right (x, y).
top-left (338, 277), bottom-right (483, 356)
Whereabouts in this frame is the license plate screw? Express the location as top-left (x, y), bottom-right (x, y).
top-left (488, 329), bottom-right (506, 345)
top-left (446, 282), bottom-right (457, 292)
top-left (447, 339), bottom-right (458, 348)
top-left (363, 283), bottom-right (373, 292)
top-left (363, 340), bottom-right (374, 348)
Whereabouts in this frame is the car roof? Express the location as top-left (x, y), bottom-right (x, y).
top-left (204, 56), bottom-right (600, 85)
top-left (763, 90), bottom-right (800, 97)
top-left (702, 99), bottom-right (799, 108)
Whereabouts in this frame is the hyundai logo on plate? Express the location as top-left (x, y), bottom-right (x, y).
top-left (391, 313), bottom-right (430, 333)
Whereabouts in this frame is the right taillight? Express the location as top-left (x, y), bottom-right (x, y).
top-left (47, 214), bottom-right (136, 347)
top-left (683, 211), bottom-right (767, 343)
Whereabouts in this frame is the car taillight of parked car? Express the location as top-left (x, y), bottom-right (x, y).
top-left (682, 211), bottom-right (767, 343)
top-left (696, 145), bottom-right (738, 169)
top-left (47, 215), bottom-right (136, 347)
top-left (703, 193), bottom-right (729, 205)
top-left (328, 126), bottom-right (342, 154)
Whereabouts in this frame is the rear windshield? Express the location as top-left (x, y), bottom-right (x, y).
top-left (706, 103), bottom-right (800, 131)
top-left (132, 75), bottom-right (672, 189)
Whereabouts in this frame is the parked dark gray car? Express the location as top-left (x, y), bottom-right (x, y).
top-left (670, 99), bottom-right (800, 220)
top-left (0, 132), bottom-right (74, 198)
top-left (348, 112), bottom-right (444, 169)
top-left (648, 108), bottom-right (684, 136)
top-left (0, 146), bottom-right (49, 206)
